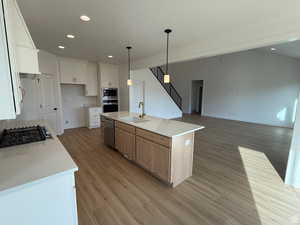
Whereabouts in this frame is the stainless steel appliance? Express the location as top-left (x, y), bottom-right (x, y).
top-left (102, 88), bottom-right (118, 113)
top-left (103, 88), bottom-right (118, 98)
top-left (101, 116), bottom-right (115, 148)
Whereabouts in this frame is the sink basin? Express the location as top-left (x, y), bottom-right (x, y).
top-left (120, 116), bottom-right (149, 123)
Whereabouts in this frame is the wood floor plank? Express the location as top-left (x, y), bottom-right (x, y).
top-left (59, 115), bottom-right (300, 225)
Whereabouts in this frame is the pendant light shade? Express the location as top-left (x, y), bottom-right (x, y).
top-left (164, 74), bottom-right (170, 83)
top-left (164, 29), bottom-right (172, 83)
top-left (126, 46), bottom-right (132, 86)
top-left (127, 79), bottom-right (133, 86)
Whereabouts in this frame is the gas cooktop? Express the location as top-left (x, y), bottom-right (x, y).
top-left (0, 126), bottom-right (48, 148)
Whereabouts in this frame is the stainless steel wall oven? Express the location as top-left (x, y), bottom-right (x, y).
top-left (102, 88), bottom-right (118, 113)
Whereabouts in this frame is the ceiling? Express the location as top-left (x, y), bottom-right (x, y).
top-left (17, 0), bottom-right (300, 64)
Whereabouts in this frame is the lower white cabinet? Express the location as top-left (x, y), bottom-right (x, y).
top-left (0, 172), bottom-right (78, 225)
top-left (86, 107), bottom-right (102, 128)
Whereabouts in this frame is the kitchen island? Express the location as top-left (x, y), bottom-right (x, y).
top-left (101, 111), bottom-right (204, 187)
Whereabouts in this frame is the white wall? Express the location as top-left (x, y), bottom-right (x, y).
top-left (119, 64), bottom-right (129, 111)
top-left (130, 69), bottom-right (182, 119)
top-left (285, 91), bottom-right (300, 188)
top-left (61, 84), bottom-right (97, 129)
top-left (169, 50), bottom-right (300, 127)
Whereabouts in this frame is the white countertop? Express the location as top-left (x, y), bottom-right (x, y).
top-left (0, 120), bottom-right (78, 194)
top-left (101, 111), bottom-right (204, 137)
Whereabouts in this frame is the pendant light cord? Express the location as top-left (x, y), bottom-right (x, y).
top-left (164, 29), bottom-right (172, 75)
top-left (127, 46), bottom-right (132, 80)
top-left (128, 49), bottom-right (130, 79)
top-left (166, 32), bottom-right (169, 75)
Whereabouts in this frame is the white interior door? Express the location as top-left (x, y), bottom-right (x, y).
top-left (39, 74), bottom-right (60, 134)
top-left (129, 80), bottom-right (145, 113)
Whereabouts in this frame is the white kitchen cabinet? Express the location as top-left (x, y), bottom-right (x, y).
top-left (16, 46), bottom-right (39, 74)
top-left (3, 0), bottom-right (23, 115)
top-left (0, 0), bottom-right (19, 119)
top-left (59, 57), bottom-right (87, 84)
top-left (99, 63), bottom-right (119, 88)
top-left (6, 0), bottom-right (40, 75)
top-left (0, 0), bottom-right (41, 120)
top-left (86, 107), bottom-right (102, 128)
top-left (0, 172), bottom-right (78, 225)
top-left (38, 50), bottom-right (59, 75)
top-left (85, 62), bottom-right (98, 96)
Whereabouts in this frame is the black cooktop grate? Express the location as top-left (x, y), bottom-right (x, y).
top-left (0, 126), bottom-right (47, 148)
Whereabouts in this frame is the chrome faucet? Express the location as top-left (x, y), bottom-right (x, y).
top-left (138, 101), bottom-right (145, 118)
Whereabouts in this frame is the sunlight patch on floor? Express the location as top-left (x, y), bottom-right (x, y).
top-left (238, 146), bottom-right (300, 225)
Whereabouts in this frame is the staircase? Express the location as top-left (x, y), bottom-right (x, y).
top-left (150, 66), bottom-right (182, 110)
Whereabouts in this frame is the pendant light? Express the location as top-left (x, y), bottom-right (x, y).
top-left (126, 46), bottom-right (133, 86)
top-left (164, 29), bottom-right (172, 83)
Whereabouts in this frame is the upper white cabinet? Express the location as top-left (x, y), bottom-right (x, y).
top-left (59, 57), bottom-right (87, 84)
top-left (85, 62), bottom-right (98, 96)
top-left (38, 50), bottom-right (58, 75)
top-left (0, 0), bottom-right (40, 119)
top-left (0, 0), bottom-right (16, 119)
top-left (16, 46), bottom-right (39, 74)
top-left (99, 63), bottom-right (119, 88)
top-left (5, 0), bottom-right (40, 75)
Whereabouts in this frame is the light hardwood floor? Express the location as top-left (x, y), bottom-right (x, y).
top-left (178, 114), bottom-right (293, 179)
top-left (59, 115), bottom-right (300, 225)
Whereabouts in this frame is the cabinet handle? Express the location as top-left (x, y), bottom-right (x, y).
top-left (19, 86), bottom-right (25, 103)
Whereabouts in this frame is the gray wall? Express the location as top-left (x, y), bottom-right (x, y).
top-left (169, 50), bottom-right (300, 127)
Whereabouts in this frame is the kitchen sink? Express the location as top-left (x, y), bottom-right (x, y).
top-left (120, 116), bottom-right (149, 123)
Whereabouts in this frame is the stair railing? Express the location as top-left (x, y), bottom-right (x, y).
top-left (150, 66), bottom-right (182, 110)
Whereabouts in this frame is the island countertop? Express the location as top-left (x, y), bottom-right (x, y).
top-left (0, 120), bottom-right (78, 194)
top-left (101, 111), bottom-right (204, 137)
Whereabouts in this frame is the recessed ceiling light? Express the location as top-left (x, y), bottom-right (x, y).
top-left (108, 55), bottom-right (114, 58)
top-left (80, 15), bottom-right (91, 22)
top-left (271, 47), bottom-right (276, 51)
top-left (66, 34), bottom-right (75, 39)
top-left (58, 45), bottom-right (65, 49)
